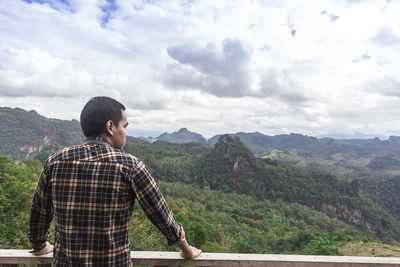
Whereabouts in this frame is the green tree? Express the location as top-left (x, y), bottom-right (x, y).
top-left (185, 221), bottom-right (207, 248)
top-left (0, 156), bottom-right (39, 248)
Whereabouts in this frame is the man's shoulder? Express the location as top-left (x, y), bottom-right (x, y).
top-left (45, 144), bottom-right (83, 164)
top-left (46, 143), bottom-right (141, 168)
top-left (113, 148), bottom-right (141, 168)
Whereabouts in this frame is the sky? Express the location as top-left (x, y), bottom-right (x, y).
top-left (0, 0), bottom-right (399, 139)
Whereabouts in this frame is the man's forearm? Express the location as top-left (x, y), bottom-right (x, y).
top-left (28, 169), bottom-right (53, 250)
top-left (28, 207), bottom-right (52, 250)
top-left (132, 161), bottom-right (184, 245)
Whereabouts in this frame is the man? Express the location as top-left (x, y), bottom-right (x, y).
top-left (28, 96), bottom-right (201, 266)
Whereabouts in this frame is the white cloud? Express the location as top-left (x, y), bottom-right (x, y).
top-left (0, 46), bottom-right (95, 97)
top-left (0, 0), bottom-right (400, 138)
top-left (371, 25), bottom-right (400, 47)
top-left (163, 38), bottom-right (260, 97)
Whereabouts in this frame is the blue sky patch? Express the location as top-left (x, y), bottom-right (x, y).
top-left (286, 20), bottom-right (296, 36)
top-left (23, 0), bottom-right (69, 3)
top-left (381, 0), bottom-right (391, 11)
top-left (352, 52), bottom-right (371, 63)
top-left (259, 44), bottom-right (270, 51)
top-left (22, 0), bottom-right (70, 11)
top-left (101, 0), bottom-right (118, 27)
top-left (321, 10), bottom-right (339, 22)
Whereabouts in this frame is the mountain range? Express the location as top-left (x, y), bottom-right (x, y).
top-left (3, 106), bottom-right (400, 162)
top-left (1, 106), bottom-right (400, 245)
top-left (155, 127), bottom-right (400, 158)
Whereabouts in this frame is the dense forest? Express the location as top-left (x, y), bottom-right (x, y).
top-left (2, 152), bottom-right (400, 256)
top-left (0, 155), bottom-right (377, 255)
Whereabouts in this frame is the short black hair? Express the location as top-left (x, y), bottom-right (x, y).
top-left (80, 96), bottom-right (126, 137)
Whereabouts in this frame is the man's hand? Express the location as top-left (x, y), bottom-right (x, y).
top-left (180, 244), bottom-right (201, 259)
top-left (29, 241), bottom-right (53, 256)
top-left (177, 238), bottom-right (201, 259)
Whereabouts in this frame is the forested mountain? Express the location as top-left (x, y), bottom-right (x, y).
top-left (0, 107), bottom-right (84, 159)
top-left (361, 175), bottom-right (400, 221)
top-left (208, 132), bottom-right (400, 224)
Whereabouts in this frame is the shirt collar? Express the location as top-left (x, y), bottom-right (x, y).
top-left (84, 137), bottom-right (112, 148)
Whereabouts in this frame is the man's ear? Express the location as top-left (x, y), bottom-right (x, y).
top-left (105, 120), bottom-right (114, 136)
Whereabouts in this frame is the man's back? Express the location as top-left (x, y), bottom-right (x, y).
top-left (29, 139), bottom-right (183, 266)
top-left (50, 141), bottom-right (134, 265)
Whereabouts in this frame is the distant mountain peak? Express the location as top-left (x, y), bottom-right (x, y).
top-left (216, 134), bottom-right (242, 146)
top-left (178, 127), bottom-right (188, 133)
top-left (214, 135), bottom-right (255, 163)
top-left (13, 107), bottom-right (26, 112)
top-left (156, 128), bottom-right (207, 144)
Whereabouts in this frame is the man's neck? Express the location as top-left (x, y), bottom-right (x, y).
top-left (84, 136), bottom-right (112, 147)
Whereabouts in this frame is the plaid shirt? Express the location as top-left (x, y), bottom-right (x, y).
top-left (28, 138), bottom-right (183, 266)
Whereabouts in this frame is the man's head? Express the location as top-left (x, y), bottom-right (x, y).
top-left (80, 96), bottom-right (128, 149)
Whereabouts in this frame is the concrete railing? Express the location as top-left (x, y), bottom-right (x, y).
top-left (0, 249), bottom-right (400, 266)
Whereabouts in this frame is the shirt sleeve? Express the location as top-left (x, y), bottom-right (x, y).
top-left (28, 163), bottom-right (53, 250)
top-left (129, 160), bottom-right (183, 246)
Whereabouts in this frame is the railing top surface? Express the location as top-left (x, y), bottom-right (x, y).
top-left (1, 249), bottom-right (400, 266)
